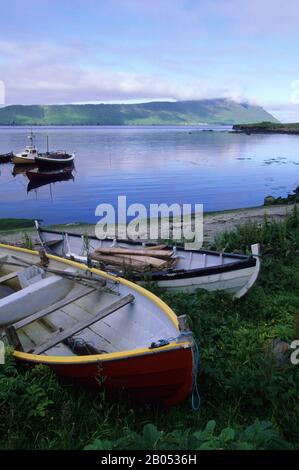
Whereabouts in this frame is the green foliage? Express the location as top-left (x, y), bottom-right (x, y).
top-left (22, 232), bottom-right (33, 250)
top-left (0, 100), bottom-right (278, 126)
top-left (0, 218), bottom-right (34, 231)
top-left (85, 420), bottom-right (291, 450)
top-left (212, 206), bottom-right (299, 257)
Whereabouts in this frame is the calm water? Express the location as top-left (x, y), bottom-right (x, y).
top-left (0, 125), bottom-right (298, 224)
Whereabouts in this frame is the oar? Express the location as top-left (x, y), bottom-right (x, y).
top-left (1, 260), bottom-right (107, 286)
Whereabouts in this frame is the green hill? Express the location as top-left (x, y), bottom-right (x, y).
top-left (0, 99), bottom-right (278, 125)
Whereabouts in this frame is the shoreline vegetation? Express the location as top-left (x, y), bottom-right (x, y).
top-left (1, 207), bottom-right (298, 449)
top-left (0, 203), bottom-right (295, 245)
top-left (233, 121), bottom-right (299, 134)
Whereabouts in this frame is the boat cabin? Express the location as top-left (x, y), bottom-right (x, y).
top-left (21, 146), bottom-right (38, 158)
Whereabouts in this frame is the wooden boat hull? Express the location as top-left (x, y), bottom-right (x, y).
top-left (15, 344), bottom-right (193, 406)
top-left (148, 262), bottom-right (258, 296)
top-left (0, 244), bottom-right (195, 406)
top-left (12, 155), bottom-right (36, 165)
top-left (35, 154), bottom-right (75, 168)
top-left (36, 224), bottom-right (261, 298)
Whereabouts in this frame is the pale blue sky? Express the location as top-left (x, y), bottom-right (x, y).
top-left (1, 0), bottom-right (299, 121)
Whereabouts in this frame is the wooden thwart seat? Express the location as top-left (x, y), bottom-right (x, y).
top-left (6, 293), bottom-right (135, 355)
top-left (0, 271), bottom-right (21, 284)
top-left (32, 293), bottom-right (135, 355)
top-left (12, 287), bottom-right (96, 330)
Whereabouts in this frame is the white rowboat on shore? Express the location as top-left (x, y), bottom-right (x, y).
top-left (35, 221), bottom-right (261, 298)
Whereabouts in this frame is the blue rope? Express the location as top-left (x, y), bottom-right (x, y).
top-left (191, 338), bottom-right (201, 411)
top-left (154, 332), bottom-right (201, 410)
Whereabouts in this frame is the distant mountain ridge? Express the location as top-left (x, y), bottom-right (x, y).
top-left (0, 99), bottom-right (278, 125)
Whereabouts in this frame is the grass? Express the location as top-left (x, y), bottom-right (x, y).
top-left (0, 218), bottom-right (35, 231)
top-left (0, 209), bottom-right (299, 449)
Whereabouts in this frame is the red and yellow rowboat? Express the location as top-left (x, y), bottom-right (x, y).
top-left (0, 244), bottom-right (195, 406)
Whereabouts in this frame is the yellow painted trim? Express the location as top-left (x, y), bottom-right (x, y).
top-left (0, 243), bottom-right (183, 364)
top-left (13, 341), bottom-right (192, 364)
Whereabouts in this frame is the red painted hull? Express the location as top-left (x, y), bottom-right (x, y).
top-left (18, 346), bottom-right (194, 406)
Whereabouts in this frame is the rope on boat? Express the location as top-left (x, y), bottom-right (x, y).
top-left (175, 331), bottom-right (201, 411)
top-left (158, 331), bottom-right (201, 411)
top-left (191, 338), bottom-right (201, 411)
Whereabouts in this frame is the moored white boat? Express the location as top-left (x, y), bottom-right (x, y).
top-left (35, 151), bottom-right (75, 168)
top-left (0, 244), bottom-right (195, 406)
top-left (12, 130), bottom-right (39, 165)
top-left (35, 221), bottom-right (261, 298)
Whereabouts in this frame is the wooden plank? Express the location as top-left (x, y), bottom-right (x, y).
top-left (145, 244), bottom-right (167, 250)
top-left (13, 287), bottom-right (96, 330)
top-left (91, 253), bottom-right (168, 271)
top-left (44, 239), bottom-right (63, 247)
top-left (5, 325), bottom-right (24, 351)
top-left (22, 321), bottom-right (51, 347)
top-left (18, 329), bottom-right (36, 351)
top-left (0, 271), bottom-right (20, 284)
top-left (95, 247), bottom-right (173, 259)
top-left (43, 267), bottom-right (106, 285)
top-left (32, 294), bottom-right (135, 355)
top-left (91, 253), bottom-right (148, 272)
top-left (118, 254), bottom-right (168, 269)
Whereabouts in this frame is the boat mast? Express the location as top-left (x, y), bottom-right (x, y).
top-left (28, 127), bottom-right (35, 148)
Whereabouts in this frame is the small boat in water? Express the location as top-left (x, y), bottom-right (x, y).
top-left (35, 151), bottom-right (75, 168)
top-left (36, 222), bottom-right (261, 298)
top-left (12, 130), bottom-right (39, 165)
top-left (0, 244), bottom-right (194, 406)
top-left (0, 152), bottom-right (13, 163)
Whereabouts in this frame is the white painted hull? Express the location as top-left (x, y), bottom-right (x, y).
top-left (35, 223), bottom-right (261, 299)
top-left (152, 266), bottom-right (255, 296)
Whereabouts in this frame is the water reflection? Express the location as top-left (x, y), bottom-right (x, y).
top-left (26, 165), bottom-right (75, 193)
top-left (12, 164), bottom-right (38, 176)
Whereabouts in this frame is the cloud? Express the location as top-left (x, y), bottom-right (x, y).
top-left (0, 39), bottom-right (250, 105)
top-left (198, 0), bottom-right (299, 36)
top-left (266, 103), bottom-right (299, 123)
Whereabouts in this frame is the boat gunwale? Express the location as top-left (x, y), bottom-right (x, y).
top-left (0, 243), bottom-right (184, 365)
top-left (37, 227), bottom-right (257, 280)
top-left (13, 341), bottom-right (192, 365)
top-left (35, 154), bottom-right (75, 163)
top-left (38, 227), bottom-right (253, 258)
